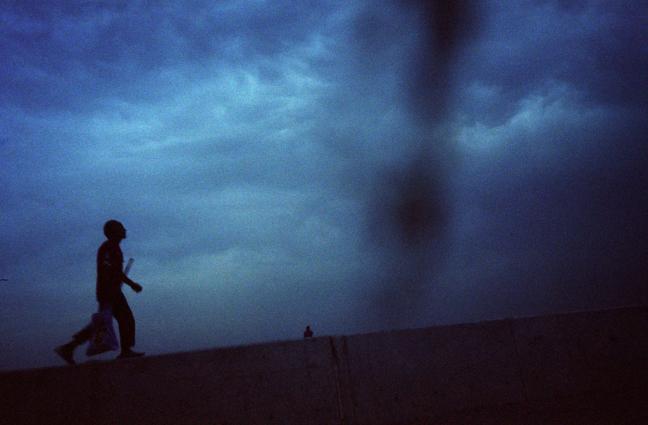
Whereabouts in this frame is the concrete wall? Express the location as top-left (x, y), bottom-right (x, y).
top-left (336, 306), bottom-right (648, 424)
top-left (2, 306), bottom-right (647, 425)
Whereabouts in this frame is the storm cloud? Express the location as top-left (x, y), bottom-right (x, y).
top-left (1, 0), bottom-right (646, 370)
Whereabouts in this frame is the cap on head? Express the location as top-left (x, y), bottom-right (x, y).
top-left (103, 220), bottom-right (125, 240)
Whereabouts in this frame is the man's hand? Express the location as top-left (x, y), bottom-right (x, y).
top-left (130, 282), bottom-right (143, 293)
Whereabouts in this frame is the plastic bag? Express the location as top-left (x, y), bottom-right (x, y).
top-left (86, 308), bottom-right (119, 356)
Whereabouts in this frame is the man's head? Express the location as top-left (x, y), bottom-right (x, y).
top-left (103, 220), bottom-right (127, 241)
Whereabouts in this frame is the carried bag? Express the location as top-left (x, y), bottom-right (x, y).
top-left (86, 308), bottom-right (119, 356)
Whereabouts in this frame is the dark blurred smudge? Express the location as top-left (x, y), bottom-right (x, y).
top-left (406, 0), bottom-right (478, 122)
top-left (364, 1), bottom-right (479, 327)
top-left (369, 159), bottom-right (446, 250)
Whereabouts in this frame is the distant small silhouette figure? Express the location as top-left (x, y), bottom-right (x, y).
top-left (304, 325), bottom-right (313, 338)
top-left (55, 220), bottom-right (145, 364)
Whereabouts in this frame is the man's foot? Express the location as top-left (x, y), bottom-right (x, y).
top-left (117, 349), bottom-right (145, 360)
top-left (54, 344), bottom-right (76, 365)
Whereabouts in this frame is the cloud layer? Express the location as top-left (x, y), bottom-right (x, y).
top-left (1, 0), bottom-right (646, 370)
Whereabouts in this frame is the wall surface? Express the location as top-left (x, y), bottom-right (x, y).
top-left (2, 306), bottom-right (647, 425)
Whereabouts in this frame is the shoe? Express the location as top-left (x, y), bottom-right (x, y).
top-left (54, 344), bottom-right (76, 365)
top-left (117, 350), bottom-right (145, 360)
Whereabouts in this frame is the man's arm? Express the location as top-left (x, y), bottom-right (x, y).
top-left (121, 273), bottom-right (143, 293)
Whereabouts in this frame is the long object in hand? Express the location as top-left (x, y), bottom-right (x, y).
top-left (124, 258), bottom-right (134, 276)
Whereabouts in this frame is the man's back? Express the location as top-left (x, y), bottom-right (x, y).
top-left (96, 240), bottom-right (123, 302)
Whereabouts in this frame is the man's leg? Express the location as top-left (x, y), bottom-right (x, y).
top-left (55, 322), bottom-right (93, 365)
top-left (72, 323), bottom-right (94, 344)
top-left (112, 292), bottom-right (144, 358)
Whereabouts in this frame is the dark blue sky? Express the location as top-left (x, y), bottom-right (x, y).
top-left (1, 0), bottom-right (646, 370)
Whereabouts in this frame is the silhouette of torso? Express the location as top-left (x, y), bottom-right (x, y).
top-left (304, 326), bottom-right (313, 338)
top-left (96, 240), bottom-right (123, 302)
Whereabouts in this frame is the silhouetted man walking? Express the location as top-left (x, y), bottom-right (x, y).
top-left (55, 220), bottom-right (144, 364)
